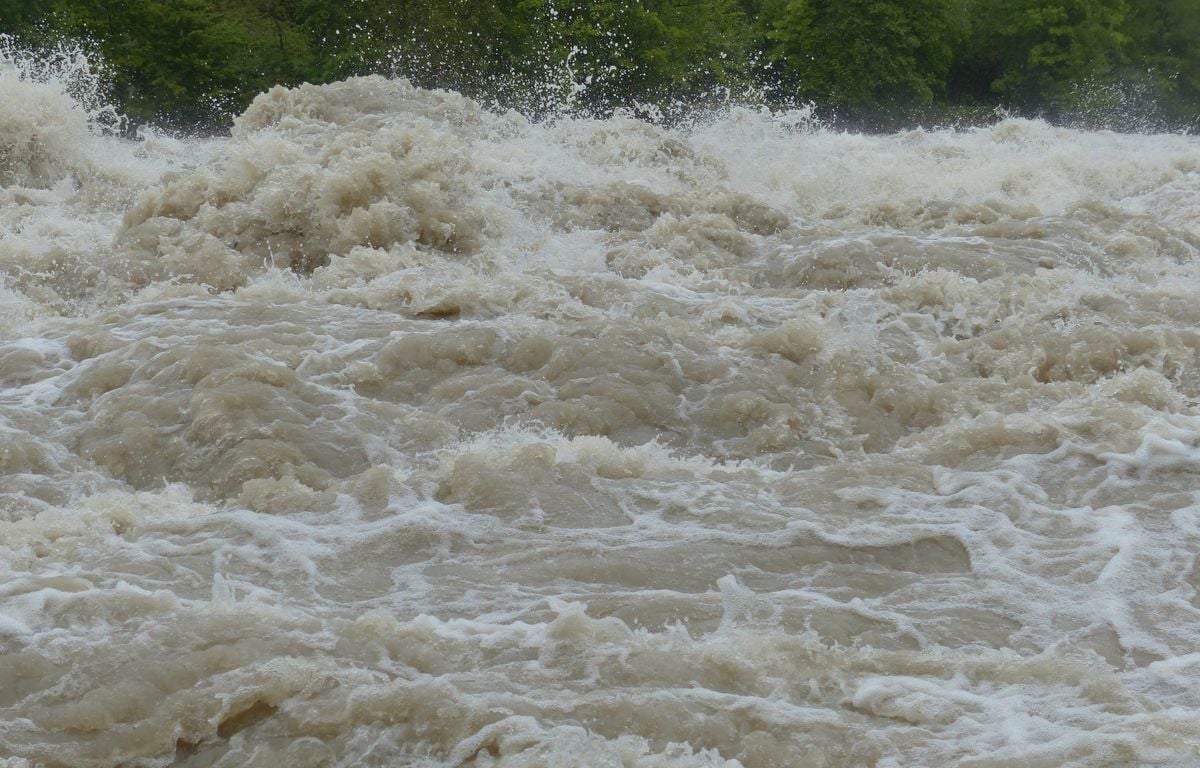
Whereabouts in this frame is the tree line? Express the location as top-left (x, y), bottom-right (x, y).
top-left (3, 0), bottom-right (1198, 132)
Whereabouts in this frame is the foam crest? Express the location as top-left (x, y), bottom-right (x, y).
top-left (0, 37), bottom-right (121, 189)
top-left (5, 74), bottom-right (1200, 766)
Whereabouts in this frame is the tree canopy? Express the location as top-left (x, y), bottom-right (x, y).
top-left (2, 0), bottom-right (1197, 131)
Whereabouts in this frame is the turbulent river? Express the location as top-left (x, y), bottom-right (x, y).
top-left (4, 55), bottom-right (1200, 768)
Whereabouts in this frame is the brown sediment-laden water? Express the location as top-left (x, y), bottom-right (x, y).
top-left (4, 56), bottom-right (1200, 768)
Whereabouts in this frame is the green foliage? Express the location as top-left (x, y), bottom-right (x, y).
top-left (5, 0), bottom-right (1199, 131)
top-left (984, 0), bottom-right (1130, 106)
top-left (762, 0), bottom-right (955, 115)
top-left (657, 0), bottom-right (754, 100)
top-left (0, 0), bottom-right (50, 33)
top-left (1120, 0), bottom-right (1200, 125)
top-left (543, 1), bottom-right (674, 109)
top-left (46, 0), bottom-right (267, 125)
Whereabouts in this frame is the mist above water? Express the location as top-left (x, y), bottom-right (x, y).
top-left (3, 45), bottom-right (1200, 767)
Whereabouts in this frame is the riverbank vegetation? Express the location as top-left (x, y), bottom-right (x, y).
top-left (3, 0), bottom-right (1198, 131)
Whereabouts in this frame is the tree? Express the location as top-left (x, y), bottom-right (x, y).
top-left (1, 0), bottom-right (49, 33)
top-left (1119, 0), bottom-right (1200, 127)
top-left (759, 0), bottom-right (956, 121)
top-left (51, 0), bottom-right (269, 127)
top-left (969, 0), bottom-right (1129, 110)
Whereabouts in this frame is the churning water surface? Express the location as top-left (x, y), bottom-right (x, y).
top-left (4, 54), bottom-right (1200, 768)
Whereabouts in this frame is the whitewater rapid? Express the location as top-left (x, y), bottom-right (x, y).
top-left (4, 61), bottom-right (1200, 767)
